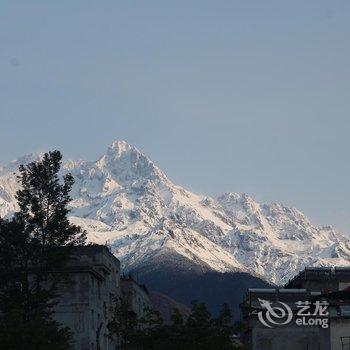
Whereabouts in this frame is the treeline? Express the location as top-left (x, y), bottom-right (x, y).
top-left (108, 297), bottom-right (242, 350)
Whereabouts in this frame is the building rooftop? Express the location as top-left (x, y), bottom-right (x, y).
top-left (242, 288), bottom-right (311, 309)
top-left (285, 267), bottom-right (350, 289)
top-left (52, 244), bottom-right (121, 280)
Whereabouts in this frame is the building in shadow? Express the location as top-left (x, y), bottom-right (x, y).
top-left (121, 274), bottom-right (151, 320)
top-left (52, 245), bottom-right (153, 350)
top-left (241, 267), bottom-right (350, 350)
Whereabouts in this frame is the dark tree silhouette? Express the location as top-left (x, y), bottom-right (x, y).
top-left (0, 150), bottom-right (86, 349)
top-left (107, 298), bottom-right (240, 350)
top-left (108, 297), bottom-right (140, 350)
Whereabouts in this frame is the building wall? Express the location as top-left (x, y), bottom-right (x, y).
top-left (121, 278), bottom-right (151, 319)
top-left (53, 246), bottom-right (121, 350)
top-left (242, 314), bottom-right (322, 350)
top-left (243, 307), bottom-right (350, 350)
top-left (243, 269), bottom-right (350, 350)
top-left (302, 280), bottom-right (339, 292)
top-left (54, 273), bottom-right (91, 350)
top-left (328, 318), bottom-right (350, 350)
top-left (285, 267), bottom-right (350, 292)
top-left (251, 325), bottom-right (320, 350)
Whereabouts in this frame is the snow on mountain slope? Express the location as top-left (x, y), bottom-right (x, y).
top-left (1, 140), bottom-right (349, 285)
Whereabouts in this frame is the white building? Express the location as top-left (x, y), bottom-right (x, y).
top-left (53, 245), bottom-right (121, 350)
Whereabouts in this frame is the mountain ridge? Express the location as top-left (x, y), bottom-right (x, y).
top-left (1, 140), bottom-right (349, 285)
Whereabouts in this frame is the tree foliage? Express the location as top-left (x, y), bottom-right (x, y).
top-left (108, 296), bottom-right (140, 350)
top-left (0, 150), bottom-right (86, 349)
top-left (108, 298), bottom-right (240, 350)
top-left (0, 307), bottom-right (74, 350)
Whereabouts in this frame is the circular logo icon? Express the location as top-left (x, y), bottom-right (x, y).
top-left (257, 298), bottom-right (293, 328)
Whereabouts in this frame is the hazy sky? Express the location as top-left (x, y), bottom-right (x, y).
top-left (1, 1), bottom-right (350, 232)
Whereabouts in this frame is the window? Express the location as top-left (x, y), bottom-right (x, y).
top-left (103, 301), bottom-right (107, 318)
top-left (341, 337), bottom-right (350, 350)
top-left (91, 276), bottom-right (95, 295)
top-left (98, 281), bottom-right (101, 299)
top-left (91, 309), bottom-right (94, 329)
top-left (116, 271), bottom-right (119, 287)
top-left (104, 334), bottom-right (108, 350)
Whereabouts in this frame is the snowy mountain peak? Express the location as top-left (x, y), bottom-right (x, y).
top-left (107, 140), bottom-right (133, 158)
top-left (0, 142), bottom-right (350, 285)
top-left (2, 152), bottom-right (43, 173)
top-left (97, 140), bottom-right (169, 184)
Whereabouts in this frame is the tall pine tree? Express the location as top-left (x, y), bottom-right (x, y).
top-left (0, 150), bottom-right (86, 349)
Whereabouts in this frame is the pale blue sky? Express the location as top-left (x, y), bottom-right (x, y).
top-left (1, 1), bottom-right (350, 232)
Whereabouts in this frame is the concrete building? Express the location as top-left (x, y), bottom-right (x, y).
top-left (120, 274), bottom-right (151, 319)
top-left (324, 290), bottom-right (350, 350)
top-left (241, 267), bottom-right (350, 350)
top-left (285, 267), bottom-right (350, 292)
top-left (53, 245), bottom-right (121, 350)
top-left (241, 288), bottom-right (322, 350)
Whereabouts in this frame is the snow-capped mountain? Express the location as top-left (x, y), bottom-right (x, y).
top-left (1, 140), bottom-right (349, 285)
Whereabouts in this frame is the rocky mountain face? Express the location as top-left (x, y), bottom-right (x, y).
top-left (1, 140), bottom-right (350, 286)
